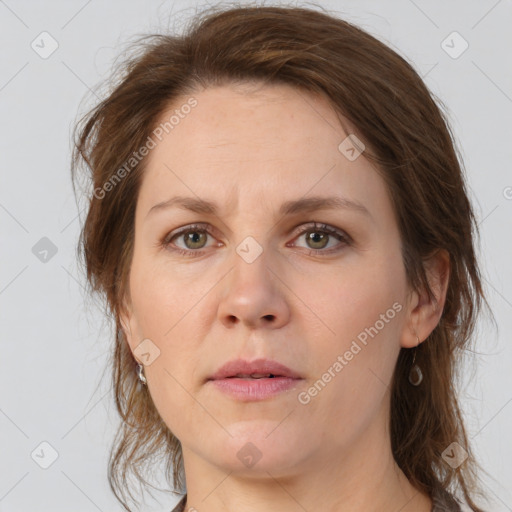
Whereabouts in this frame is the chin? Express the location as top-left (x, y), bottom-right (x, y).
top-left (207, 426), bottom-right (307, 474)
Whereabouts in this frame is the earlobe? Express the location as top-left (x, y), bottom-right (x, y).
top-left (400, 249), bottom-right (450, 348)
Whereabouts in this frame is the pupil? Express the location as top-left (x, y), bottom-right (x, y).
top-left (186, 231), bottom-right (206, 249)
top-left (183, 229), bottom-right (330, 250)
top-left (308, 231), bottom-right (328, 249)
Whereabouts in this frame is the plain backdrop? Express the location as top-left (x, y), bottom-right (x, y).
top-left (0, 0), bottom-right (511, 511)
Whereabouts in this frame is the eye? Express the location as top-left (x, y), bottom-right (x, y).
top-left (289, 222), bottom-right (351, 254)
top-left (159, 221), bottom-right (351, 257)
top-left (160, 223), bottom-right (218, 255)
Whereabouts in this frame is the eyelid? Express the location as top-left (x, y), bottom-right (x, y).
top-left (162, 222), bottom-right (213, 245)
top-left (161, 221), bottom-right (351, 255)
top-left (289, 221), bottom-right (352, 243)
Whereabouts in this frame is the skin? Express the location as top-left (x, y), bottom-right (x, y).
top-left (120, 82), bottom-right (450, 512)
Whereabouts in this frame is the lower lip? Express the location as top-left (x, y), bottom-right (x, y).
top-left (208, 377), bottom-right (302, 401)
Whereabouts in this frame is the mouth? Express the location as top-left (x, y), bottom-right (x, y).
top-left (206, 359), bottom-right (303, 401)
top-left (207, 358), bottom-right (302, 382)
top-left (207, 375), bottom-right (302, 401)
top-left (226, 373), bottom-right (281, 379)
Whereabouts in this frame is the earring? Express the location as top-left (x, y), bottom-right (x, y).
top-left (408, 335), bottom-right (423, 386)
top-left (137, 362), bottom-right (147, 385)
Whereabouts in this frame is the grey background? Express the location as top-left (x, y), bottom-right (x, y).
top-left (1, 0), bottom-right (511, 511)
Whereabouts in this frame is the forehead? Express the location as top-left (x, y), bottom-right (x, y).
top-left (136, 83), bottom-right (390, 222)
top-left (162, 82), bottom-right (342, 152)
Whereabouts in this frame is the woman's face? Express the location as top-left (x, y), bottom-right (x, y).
top-left (121, 82), bottom-right (416, 476)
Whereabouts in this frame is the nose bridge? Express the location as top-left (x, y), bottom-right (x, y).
top-left (217, 235), bottom-right (290, 329)
top-left (232, 235), bottom-right (271, 295)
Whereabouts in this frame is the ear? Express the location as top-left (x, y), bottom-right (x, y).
top-left (118, 292), bottom-right (143, 364)
top-left (400, 249), bottom-right (450, 348)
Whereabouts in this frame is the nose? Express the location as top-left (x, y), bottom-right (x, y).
top-left (217, 250), bottom-right (291, 330)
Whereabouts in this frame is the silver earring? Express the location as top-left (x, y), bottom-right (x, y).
top-left (408, 335), bottom-right (423, 386)
top-left (137, 362), bottom-right (147, 385)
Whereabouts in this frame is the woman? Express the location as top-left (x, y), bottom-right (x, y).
top-left (71, 4), bottom-right (490, 511)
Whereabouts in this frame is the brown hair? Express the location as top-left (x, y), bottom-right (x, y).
top-left (71, 3), bottom-right (492, 511)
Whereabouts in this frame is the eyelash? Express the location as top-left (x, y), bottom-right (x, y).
top-left (159, 222), bottom-right (352, 258)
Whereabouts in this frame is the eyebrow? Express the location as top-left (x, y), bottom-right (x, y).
top-left (146, 194), bottom-right (372, 221)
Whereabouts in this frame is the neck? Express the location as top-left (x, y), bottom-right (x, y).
top-left (179, 413), bottom-right (432, 512)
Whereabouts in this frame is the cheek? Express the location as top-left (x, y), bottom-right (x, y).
top-left (294, 251), bottom-right (404, 346)
top-left (128, 260), bottom-right (209, 435)
top-left (127, 254), bottom-right (206, 392)
top-left (129, 250), bottom-right (208, 336)
top-left (295, 253), bottom-right (404, 420)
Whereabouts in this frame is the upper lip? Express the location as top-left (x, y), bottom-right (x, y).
top-left (208, 358), bottom-right (303, 380)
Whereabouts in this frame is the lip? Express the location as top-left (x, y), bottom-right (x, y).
top-left (208, 358), bottom-right (302, 380)
top-left (206, 358), bottom-right (303, 401)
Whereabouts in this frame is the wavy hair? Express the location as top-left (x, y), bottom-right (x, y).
top-left (71, 3), bottom-right (492, 511)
